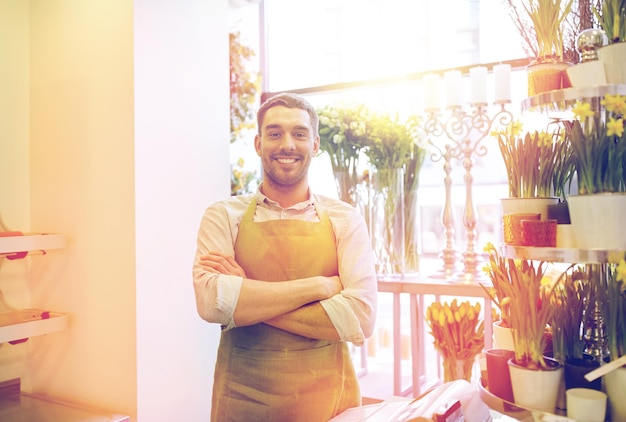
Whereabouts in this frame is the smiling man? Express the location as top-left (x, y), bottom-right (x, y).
top-left (192, 92), bottom-right (377, 421)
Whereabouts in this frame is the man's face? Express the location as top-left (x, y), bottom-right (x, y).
top-left (255, 106), bottom-right (320, 188)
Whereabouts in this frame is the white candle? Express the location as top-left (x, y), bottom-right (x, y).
top-left (444, 70), bottom-right (463, 108)
top-left (469, 66), bottom-right (488, 104)
top-left (423, 73), bottom-right (441, 110)
top-left (493, 64), bottom-right (511, 103)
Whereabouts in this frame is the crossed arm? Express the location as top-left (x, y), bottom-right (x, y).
top-left (199, 251), bottom-right (342, 340)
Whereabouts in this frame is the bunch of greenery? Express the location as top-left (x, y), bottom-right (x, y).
top-left (482, 242), bottom-right (555, 369)
top-left (594, 0), bottom-right (626, 43)
top-left (492, 121), bottom-right (574, 199)
top-left (317, 103), bottom-right (373, 175)
top-left (502, 0), bottom-right (585, 64)
top-left (563, 94), bottom-right (626, 194)
top-left (549, 266), bottom-right (588, 362)
top-left (522, 0), bottom-right (574, 62)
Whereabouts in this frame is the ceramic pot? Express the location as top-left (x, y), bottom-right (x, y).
top-left (485, 349), bottom-right (515, 402)
top-left (501, 197), bottom-right (559, 221)
top-left (566, 60), bottom-right (607, 88)
top-left (564, 357), bottom-right (601, 391)
top-left (605, 365), bottom-right (626, 422)
top-left (598, 42), bottom-right (626, 84)
top-left (492, 320), bottom-right (515, 351)
top-left (508, 357), bottom-right (563, 413)
top-left (567, 193), bottom-right (626, 250)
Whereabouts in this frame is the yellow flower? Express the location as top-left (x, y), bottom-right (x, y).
top-left (616, 259), bottom-right (626, 283)
top-left (571, 100), bottom-right (595, 120)
top-left (601, 94), bottom-right (626, 115)
top-left (606, 117), bottom-right (624, 138)
top-left (237, 157), bottom-right (245, 167)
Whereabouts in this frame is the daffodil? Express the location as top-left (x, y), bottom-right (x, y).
top-left (607, 117), bottom-right (624, 138)
top-left (494, 120), bottom-right (573, 198)
top-left (572, 100), bottom-right (595, 120)
top-left (564, 94), bottom-right (626, 194)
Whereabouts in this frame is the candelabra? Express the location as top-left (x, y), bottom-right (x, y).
top-left (420, 65), bottom-right (514, 282)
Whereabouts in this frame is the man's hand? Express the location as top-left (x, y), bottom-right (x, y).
top-left (199, 251), bottom-right (247, 278)
top-left (322, 275), bottom-right (343, 299)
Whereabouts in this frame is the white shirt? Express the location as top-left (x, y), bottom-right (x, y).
top-left (192, 189), bottom-right (377, 346)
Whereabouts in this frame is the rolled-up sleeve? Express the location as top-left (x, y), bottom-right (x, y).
top-left (192, 199), bottom-right (247, 330)
top-left (320, 201), bottom-right (377, 345)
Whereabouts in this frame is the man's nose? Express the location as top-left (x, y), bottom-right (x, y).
top-left (279, 134), bottom-right (297, 150)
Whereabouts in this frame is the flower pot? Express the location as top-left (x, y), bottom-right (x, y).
top-left (605, 365), bottom-right (626, 422)
top-left (567, 193), bottom-right (626, 250)
top-left (566, 60), bottom-right (607, 88)
top-left (521, 219), bottom-right (557, 247)
top-left (598, 42), bottom-right (626, 84)
top-left (492, 320), bottom-right (515, 351)
top-left (485, 348), bottom-right (515, 402)
top-left (508, 357), bottom-right (563, 413)
top-left (501, 197), bottom-right (559, 221)
top-left (502, 213), bottom-right (540, 245)
top-left (564, 357), bottom-right (602, 391)
top-left (527, 62), bottom-right (571, 96)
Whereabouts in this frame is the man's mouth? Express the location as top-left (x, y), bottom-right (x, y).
top-left (276, 157), bottom-right (297, 164)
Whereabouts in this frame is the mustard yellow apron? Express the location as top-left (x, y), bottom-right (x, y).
top-left (211, 200), bottom-right (360, 422)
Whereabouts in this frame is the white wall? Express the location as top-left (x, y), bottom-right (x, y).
top-left (134, 0), bottom-right (228, 420)
top-left (0, 0), bottom-right (228, 420)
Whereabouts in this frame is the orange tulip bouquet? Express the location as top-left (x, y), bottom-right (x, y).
top-left (426, 299), bottom-right (485, 382)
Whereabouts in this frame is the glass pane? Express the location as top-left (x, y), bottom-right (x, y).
top-left (264, 0), bottom-right (525, 92)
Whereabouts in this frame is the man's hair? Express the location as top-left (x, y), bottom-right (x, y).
top-left (257, 93), bottom-right (319, 137)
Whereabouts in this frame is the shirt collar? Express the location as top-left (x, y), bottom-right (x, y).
top-left (255, 184), bottom-right (315, 211)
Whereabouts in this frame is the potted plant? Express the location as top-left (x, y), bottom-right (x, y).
top-left (604, 258), bottom-right (626, 420)
top-left (482, 243), bottom-right (563, 412)
top-left (521, 0), bottom-right (575, 95)
top-left (562, 94), bottom-right (626, 249)
top-left (595, 0), bottom-right (626, 83)
top-left (549, 266), bottom-right (602, 391)
top-left (492, 121), bottom-right (573, 245)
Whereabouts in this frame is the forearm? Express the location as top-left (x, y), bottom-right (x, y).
top-left (264, 302), bottom-right (340, 341)
top-left (233, 275), bottom-right (340, 327)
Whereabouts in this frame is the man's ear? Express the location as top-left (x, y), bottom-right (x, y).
top-left (313, 135), bottom-right (320, 154)
top-left (254, 134), bottom-right (262, 156)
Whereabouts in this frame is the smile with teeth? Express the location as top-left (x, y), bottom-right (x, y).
top-left (276, 157), bottom-right (297, 164)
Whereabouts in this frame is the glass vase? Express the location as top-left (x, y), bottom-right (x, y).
top-left (442, 355), bottom-right (475, 383)
top-left (333, 170), bottom-right (359, 207)
top-left (369, 168), bottom-right (404, 277)
top-left (403, 188), bottom-right (420, 274)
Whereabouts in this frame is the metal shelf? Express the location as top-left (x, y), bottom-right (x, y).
top-left (521, 84), bottom-right (626, 114)
top-left (502, 244), bottom-right (625, 264)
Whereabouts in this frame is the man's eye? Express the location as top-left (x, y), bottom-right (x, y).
top-left (294, 132), bottom-right (307, 139)
top-left (268, 132), bottom-right (281, 138)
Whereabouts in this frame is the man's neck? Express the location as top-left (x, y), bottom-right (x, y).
top-left (259, 182), bottom-right (310, 209)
